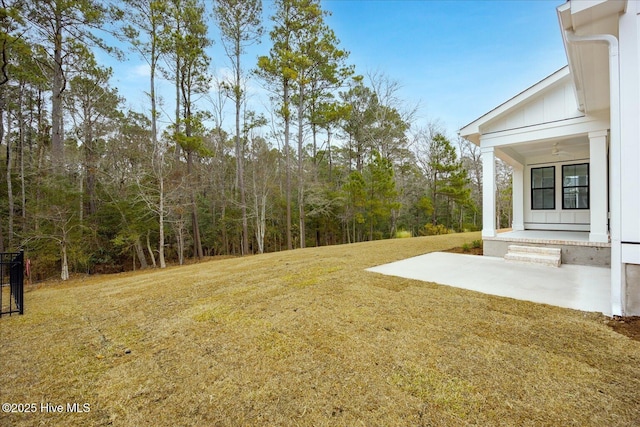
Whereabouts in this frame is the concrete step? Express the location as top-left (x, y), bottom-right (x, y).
top-left (504, 252), bottom-right (561, 267)
top-left (507, 245), bottom-right (561, 256)
top-left (505, 245), bottom-right (561, 267)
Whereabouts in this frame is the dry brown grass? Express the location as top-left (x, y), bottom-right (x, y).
top-left (1, 232), bottom-right (640, 426)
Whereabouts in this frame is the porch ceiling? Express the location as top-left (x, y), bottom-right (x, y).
top-left (497, 135), bottom-right (590, 166)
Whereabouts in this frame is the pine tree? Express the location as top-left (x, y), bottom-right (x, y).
top-left (363, 151), bottom-right (400, 240)
top-left (26, 0), bottom-right (111, 169)
top-left (425, 133), bottom-right (471, 229)
top-left (165, 0), bottom-right (212, 260)
top-left (214, 0), bottom-right (263, 255)
top-left (120, 0), bottom-right (171, 268)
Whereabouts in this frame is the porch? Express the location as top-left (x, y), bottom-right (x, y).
top-left (458, 67), bottom-right (612, 252)
top-left (484, 229), bottom-right (611, 267)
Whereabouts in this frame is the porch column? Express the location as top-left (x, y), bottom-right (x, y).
top-left (511, 163), bottom-right (525, 231)
top-left (481, 146), bottom-right (496, 238)
top-left (589, 130), bottom-right (609, 243)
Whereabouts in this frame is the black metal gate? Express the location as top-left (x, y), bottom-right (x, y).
top-left (0, 251), bottom-right (24, 317)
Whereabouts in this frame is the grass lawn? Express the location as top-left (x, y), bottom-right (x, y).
top-left (1, 232), bottom-right (639, 426)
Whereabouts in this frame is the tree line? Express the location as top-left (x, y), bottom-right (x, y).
top-left (0, 0), bottom-right (512, 280)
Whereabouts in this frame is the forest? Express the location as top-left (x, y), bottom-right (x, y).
top-left (0, 0), bottom-right (512, 280)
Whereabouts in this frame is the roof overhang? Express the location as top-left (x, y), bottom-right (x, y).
top-left (557, 1), bottom-right (626, 31)
top-left (557, 0), bottom-right (626, 113)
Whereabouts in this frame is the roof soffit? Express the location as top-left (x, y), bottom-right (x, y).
top-left (562, 0), bottom-right (626, 31)
top-left (558, 0), bottom-right (625, 114)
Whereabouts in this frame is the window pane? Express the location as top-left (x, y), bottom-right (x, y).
top-left (532, 166), bottom-right (555, 209)
top-left (576, 164), bottom-right (588, 185)
top-left (564, 188), bottom-right (578, 209)
top-left (533, 190), bottom-right (542, 209)
top-left (563, 168), bottom-right (575, 186)
top-left (542, 189), bottom-right (554, 209)
top-left (562, 163), bottom-right (589, 209)
top-left (532, 169), bottom-right (543, 188)
top-left (533, 188), bottom-right (555, 209)
top-left (577, 187), bottom-right (588, 209)
top-left (565, 187), bottom-right (588, 209)
top-left (532, 166), bottom-right (554, 189)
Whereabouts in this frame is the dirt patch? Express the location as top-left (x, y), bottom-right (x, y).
top-left (607, 316), bottom-right (640, 342)
top-left (443, 246), bottom-right (483, 256)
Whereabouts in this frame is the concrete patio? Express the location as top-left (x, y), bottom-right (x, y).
top-left (367, 252), bottom-right (611, 315)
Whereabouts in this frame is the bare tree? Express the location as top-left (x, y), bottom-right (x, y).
top-left (458, 135), bottom-right (482, 227)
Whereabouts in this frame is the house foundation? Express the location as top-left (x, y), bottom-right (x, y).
top-left (626, 265), bottom-right (640, 314)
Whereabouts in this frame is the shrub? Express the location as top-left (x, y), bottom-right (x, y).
top-left (462, 243), bottom-right (471, 253)
top-left (395, 230), bottom-right (412, 239)
top-left (462, 223), bottom-right (481, 232)
top-left (421, 223), bottom-right (452, 236)
top-left (472, 240), bottom-right (482, 249)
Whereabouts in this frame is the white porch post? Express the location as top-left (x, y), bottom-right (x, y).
top-left (589, 130), bottom-right (609, 243)
top-left (482, 146), bottom-right (496, 238)
top-left (511, 163), bottom-right (525, 231)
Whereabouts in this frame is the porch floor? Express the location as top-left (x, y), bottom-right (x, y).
top-left (367, 252), bottom-right (611, 315)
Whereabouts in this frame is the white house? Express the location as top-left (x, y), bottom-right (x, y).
top-left (459, 0), bottom-right (640, 316)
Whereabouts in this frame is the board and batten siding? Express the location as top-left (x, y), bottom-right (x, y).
top-left (482, 77), bottom-right (582, 135)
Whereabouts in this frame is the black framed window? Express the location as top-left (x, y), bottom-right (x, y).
top-left (562, 163), bottom-right (589, 209)
top-left (531, 166), bottom-right (555, 210)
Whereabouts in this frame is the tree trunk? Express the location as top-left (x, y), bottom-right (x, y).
top-left (221, 204), bottom-right (229, 255)
top-left (187, 149), bottom-right (203, 260)
top-left (61, 241), bottom-right (69, 281)
top-left (146, 230), bottom-right (157, 268)
top-left (234, 43), bottom-right (249, 256)
top-left (254, 193), bottom-right (266, 254)
top-left (78, 171), bottom-right (83, 224)
top-left (174, 31), bottom-right (182, 162)
top-left (158, 173), bottom-right (166, 268)
top-left (0, 215), bottom-right (4, 253)
top-left (149, 31), bottom-right (165, 269)
top-left (19, 87), bottom-right (26, 236)
top-left (135, 237), bottom-right (148, 269)
top-left (284, 81), bottom-right (292, 250)
top-left (327, 129), bottom-right (333, 181)
top-left (5, 108), bottom-right (14, 249)
top-left (175, 217), bottom-right (185, 265)
top-left (191, 207), bottom-right (203, 259)
top-left (51, 13), bottom-right (65, 169)
top-left (297, 86), bottom-right (306, 248)
top-left (431, 175), bottom-right (438, 226)
top-left (84, 108), bottom-right (97, 216)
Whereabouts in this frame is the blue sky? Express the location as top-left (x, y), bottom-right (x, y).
top-left (320, 0), bottom-right (568, 134)
top-left (106, 0), bottom-right (568, 139)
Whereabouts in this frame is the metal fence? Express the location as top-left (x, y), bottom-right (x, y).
top-left (0, 251), bottom-right (24, 317)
